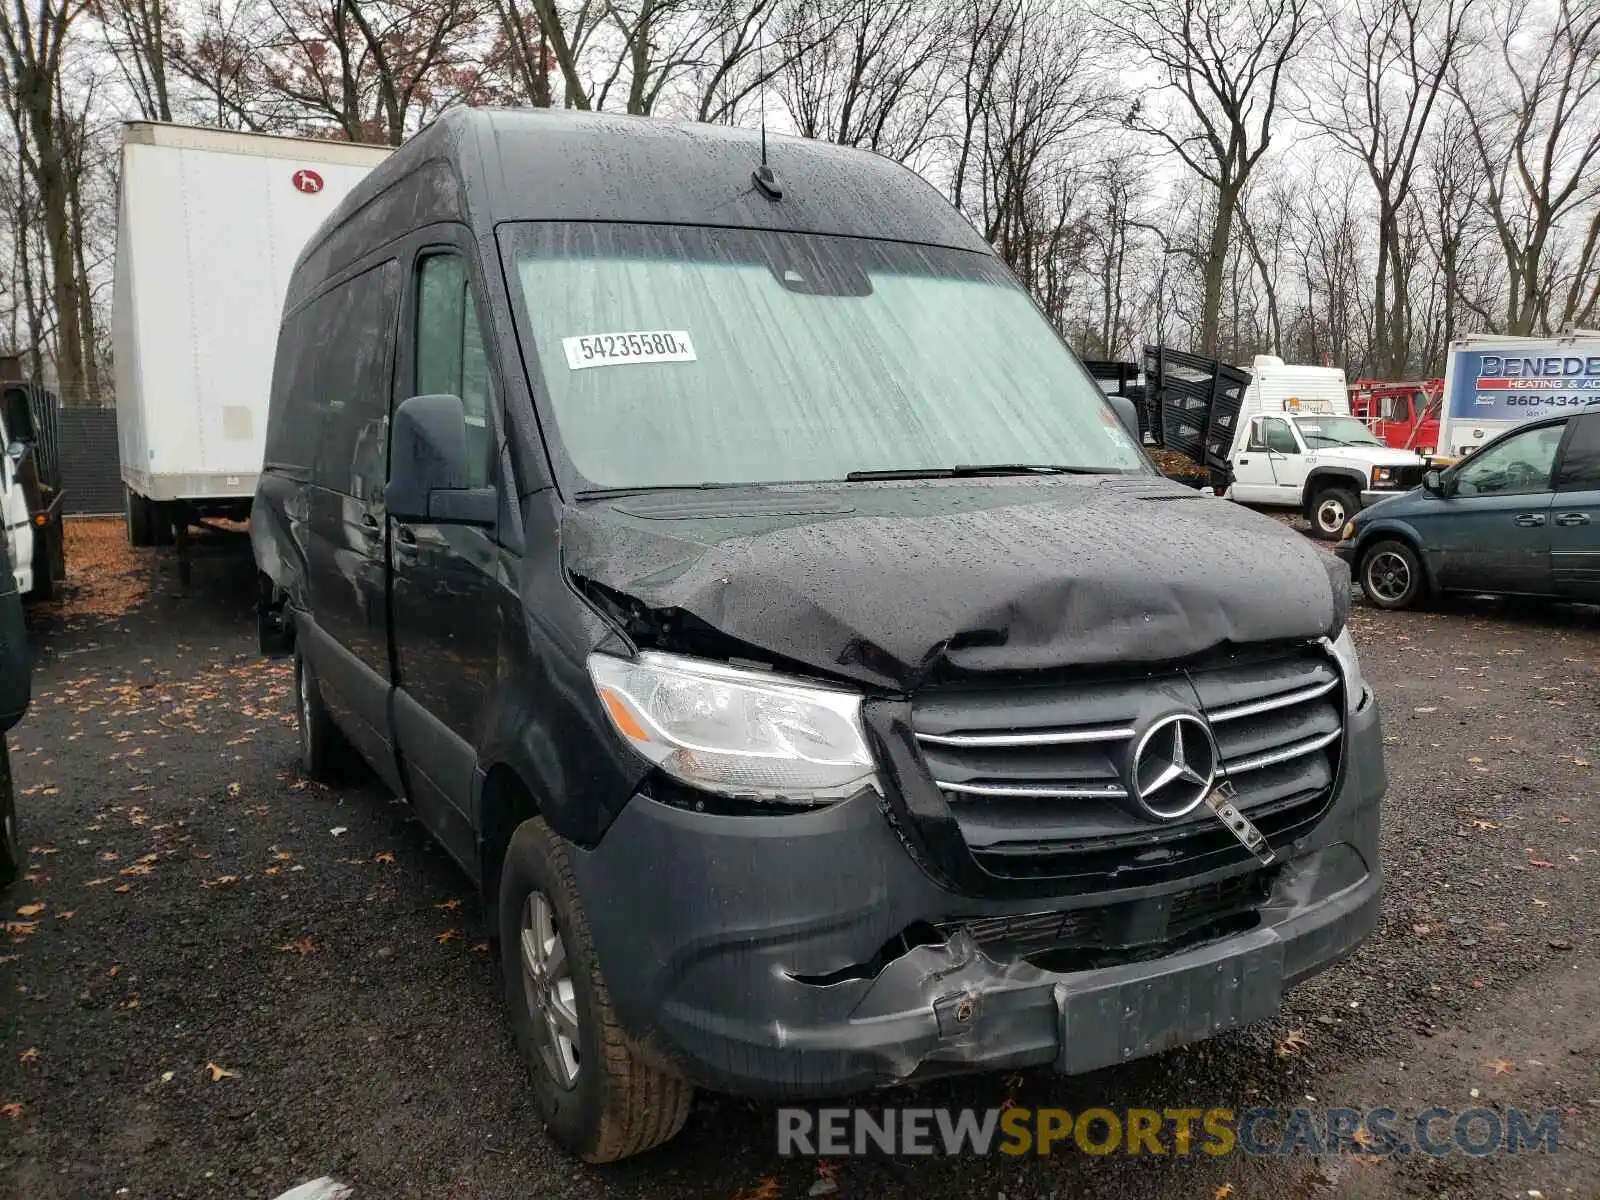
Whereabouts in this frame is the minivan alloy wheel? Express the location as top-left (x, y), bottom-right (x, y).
top-left (521, 891), bottom-right (581, 1089)
top-left (1365, 549), bottom-right (1412, 604)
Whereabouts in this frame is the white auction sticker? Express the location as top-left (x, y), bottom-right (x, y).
top-left (563, 330), bottom-right (696, 370)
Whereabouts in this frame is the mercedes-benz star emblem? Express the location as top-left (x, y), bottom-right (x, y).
top-left (1129, 713), bottom-right (1218, 820)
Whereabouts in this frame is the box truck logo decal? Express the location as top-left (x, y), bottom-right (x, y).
top-left (291, 169), bottom-right (324, 194)
top-left (1449, 350), bottom-right (1600, 420)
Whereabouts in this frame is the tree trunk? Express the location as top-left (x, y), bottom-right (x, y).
top-left (1199, 187), bottom-right (1239, 356)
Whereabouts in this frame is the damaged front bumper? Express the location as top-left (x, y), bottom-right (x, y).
top-left (568, 697), bottom-right (1384, 1099)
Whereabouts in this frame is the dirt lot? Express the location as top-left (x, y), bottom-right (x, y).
top-left (2, 518), bottom-right (1596, 1200)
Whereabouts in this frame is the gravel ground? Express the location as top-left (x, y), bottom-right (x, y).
top-left (1, 518), bottom-right (1596, 1200)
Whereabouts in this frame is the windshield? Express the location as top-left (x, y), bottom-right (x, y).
top-left (1291, 415), bottom-right (1383, 448)
top-left (500, 224), bottom-right (1145, 491)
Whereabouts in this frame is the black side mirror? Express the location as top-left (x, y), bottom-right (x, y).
top-left (1106, 394), bottom-right (1141, 444)
top-left (1422, 468), bottom-right (1447, 496)
top-left (386, 394), bottom-right (495, 526)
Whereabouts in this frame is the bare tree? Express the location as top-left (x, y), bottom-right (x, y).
top-left (1, 0), bottom-right (94, 394)
top-left (1455, 0), bottom-right (1600, 333)
top-left (90, 0), bottom-right (174, 119)
top-left (1314, 0), bottom-right (1470, 375)
top-left (261, 0), bottom-right (489, 144)
top-left (780, 0), bottom-right (952, 162)
top-left (1104, 0), bottom-right (1317, 355)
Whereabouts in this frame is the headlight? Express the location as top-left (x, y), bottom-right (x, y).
top-left (1329, 627), bottom-right (1369, 714)
top-left (1370, 466), bottom-right (1395, 487)
top-left (587, 651), bottom-right (879, 805)
top-left (1340, 520), bottom-right (1355, 541)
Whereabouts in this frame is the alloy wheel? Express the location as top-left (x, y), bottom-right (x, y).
top-left (1366, 550), bottom-right (1412, 604)
top-left (520, 891), bottom-right (581, 1089)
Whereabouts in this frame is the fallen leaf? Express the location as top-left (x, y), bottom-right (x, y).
top-left (436, 929), bottom-right (458, 944)
top-left (1411, 923), bottom-right (1432, 936)
top-left (56, 910), bottom-right (75, 920)
top-left (816, 1159), bottom-right (838, 1179)
top-left (1467, 819), bottom-right (1497, 831)
top-left (226, 782), bottom-right (242, 796)
top-left (160, 1070), bottom-right (174, 1083)
top-left (1274, 1029), bottom-right (1309, 1059)
top-left (471, 941), bottom-right (490, 952)
top-left (204, 1062), bottom-right (239, 1082)
top-left (14, 903), bottom-right (44, 918)
top-left (114, 884), bottom-right (132, 894)
top-left (1215, 1185), bottom-right (1236, 1200)
top-left (329, 827), bottom-right (348, 837)
top-left (17, 1048), bottom-right (39, 1063)
top-left (733, 1179), bottom-right (780, 1200)
top-left (0, 1102), bottom-right (22, 1119)
top-left (1529, 858), bottom-right (1556, 869)
top-left (277, 937), bottom-right (318, 955)
top-left (85, 877), bottom-right (113, 887)
top-left (1486, 1058), bottom-right (1514, 1076)
top-left (199, 876), bottom-right (240, 888)
top-left (435, 899), bottom-right (461, 911)
top-left (1533, 897), bottom-right (1549, 908)
top-left (1576, 758), bottom-right (1591, 768)
top-left (373, 852), bottom-right (394, 864)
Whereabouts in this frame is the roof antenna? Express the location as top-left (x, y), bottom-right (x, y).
top-left (752, 33), bottom-right (782, 199)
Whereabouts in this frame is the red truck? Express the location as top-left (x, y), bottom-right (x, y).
top-left (1348, 378), bottom-right (1443, 457)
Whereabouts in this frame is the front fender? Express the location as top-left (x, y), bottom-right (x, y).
top-left (1301, 468), bottom-right (1370, 508)
top-left (1350, 517), bottom-right (1438, 594)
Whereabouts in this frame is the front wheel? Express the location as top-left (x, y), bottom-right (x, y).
top-left (0, 738), bottom-right (19, 889)
top-left (499, 817), bottom-right (692, 1162)
top-left (1309, 485), bottom-right (1360, 540)
top-left (295, 650), bottom-right (352, 782)
top-left (1360, 538), bottom-right (1425, 610)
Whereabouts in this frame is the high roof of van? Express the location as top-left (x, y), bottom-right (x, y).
top-left (291, 107), bottom-right (989, 292)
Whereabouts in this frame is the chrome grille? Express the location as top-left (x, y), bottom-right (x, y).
top-left (910, 644), bottom-right (1344, 884)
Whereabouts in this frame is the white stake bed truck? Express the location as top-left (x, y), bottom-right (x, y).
top-left (113, 122), bottom-right (390, 583)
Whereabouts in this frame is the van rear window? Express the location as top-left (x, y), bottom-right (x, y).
top-left (499, 224), bottom-right (1143, 491)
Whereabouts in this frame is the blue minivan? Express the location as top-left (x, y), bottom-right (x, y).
top-left (1337, 406), bottom-right (1600, 609)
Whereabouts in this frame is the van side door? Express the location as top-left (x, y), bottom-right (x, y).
top-left (1551, 412), bottom-right (1600, 600)
top-left (301, 261), bottom-right (405, 792)
top-left (388, 233), bottom-right (503, 872)
top-left (1432, 419), bottom-right (1565, 595)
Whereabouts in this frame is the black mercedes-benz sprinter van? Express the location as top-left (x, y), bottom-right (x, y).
top-left (253, 108), bottom-right (1384, 1162)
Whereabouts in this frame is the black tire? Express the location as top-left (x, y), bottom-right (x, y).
top-left (295, 650), bottom-right (351, 782)
top-left (498, 817), bottom-right (692, 1162)
top-left (1308, 485), bottom-right (1360, 540)
top-left (0, 738), bottom-right (19, 889)
top-left (125, 487), bottom-right (153, 548)
top-left (1360, 538), bottom-right (1425, 610)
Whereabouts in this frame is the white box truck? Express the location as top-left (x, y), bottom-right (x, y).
top-left (113, 122), bottom-right (391, 577)
top-left (1436, 332), bottom-right (1600, 462)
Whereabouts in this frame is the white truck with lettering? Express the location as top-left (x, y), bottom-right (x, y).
top-left (1222, 355), bottom-right (1429, 539)
top-left (1435, 332), bottom-right (1600, 463)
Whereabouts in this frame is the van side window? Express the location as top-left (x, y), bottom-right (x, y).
top-left (1555, 413), bottom-right (1600, 490)
top-left (310, 261), bottom-right (400, 499)
top-left (415, 253), bottom-right (492, 489)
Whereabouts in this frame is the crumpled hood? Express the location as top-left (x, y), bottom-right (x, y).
top-left (563, 478), bottom-right (1349, 691)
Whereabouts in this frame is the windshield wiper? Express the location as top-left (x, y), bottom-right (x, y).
top-left (845, 464), bottom-right (1104, 481)
top-left (574, 481), bottom-right (738, 501)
